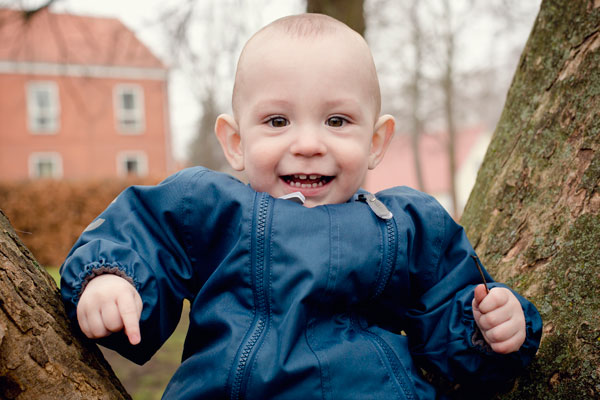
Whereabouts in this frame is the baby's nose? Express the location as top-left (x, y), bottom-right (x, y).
top-left (289, 128), bottom-right (327, 157)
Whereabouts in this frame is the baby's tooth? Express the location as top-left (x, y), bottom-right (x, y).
top-left (299, 174), bottom-right (307, 179)
top-left (309, 175), bottom-right (318, 180)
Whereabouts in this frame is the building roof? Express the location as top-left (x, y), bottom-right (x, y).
top-left (364, 127), bottom-right (486, 194)
top-left (0, 7), bottom-right (165, 69)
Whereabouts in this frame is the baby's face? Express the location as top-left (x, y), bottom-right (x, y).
top-left (229, 31), bottom-right (391, 207)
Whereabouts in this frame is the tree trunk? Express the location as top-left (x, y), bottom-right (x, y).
top-left (306, 0), bottom-right (365, 36)
top-left (189, 90), bottom-right (228, 172)
top-left (0, 210), bottom-right (130, 399)
top-left (461, 1), bottom-right (600, 398)
top-left (409, 0), bottom-right (426, 193)
top-left (441, 0), bottom-right (459, 218)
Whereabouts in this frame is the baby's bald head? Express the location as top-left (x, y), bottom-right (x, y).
top-left (215, 13), bottom-right (396, 207)
top-left (231, 14), bottom-right (381, 118)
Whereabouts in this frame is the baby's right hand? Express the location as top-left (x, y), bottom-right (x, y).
top-left (76, 274), bottom-right (143, 345)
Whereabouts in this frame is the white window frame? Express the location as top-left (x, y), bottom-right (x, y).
top-left (28, 152), bottom-right (63, 179)
top-left (116, 151), bottom-right (148, 178)
top-left (26, 81), bottom-right (60, 134)
top-left (114, 84), bottom-right (145, 134)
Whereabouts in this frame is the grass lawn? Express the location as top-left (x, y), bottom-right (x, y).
top-left (46, 266), bottom-right (188, 400)
top-left (100, 305), bottom-right (189, 400)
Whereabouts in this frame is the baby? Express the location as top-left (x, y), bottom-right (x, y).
top-left (61, 14), bottom-right (542, 399)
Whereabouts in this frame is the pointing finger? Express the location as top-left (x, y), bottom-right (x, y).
top-left (117, 292), bottom-right (142, 345)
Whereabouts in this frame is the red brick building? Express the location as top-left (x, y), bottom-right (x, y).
top-left (0, 8), bottom-right (173, 181)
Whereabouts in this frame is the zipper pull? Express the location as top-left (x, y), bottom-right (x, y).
top-left (279, 191), bottom-right (305, 204)
top-left (357, 193), bottom-right (393, 220)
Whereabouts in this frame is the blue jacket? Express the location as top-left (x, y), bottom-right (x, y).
top-left (60, 167), bottom-right (542, 399)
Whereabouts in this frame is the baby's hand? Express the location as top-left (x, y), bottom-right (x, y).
top-left (76, 274), bottom-right (143, 345)
top-left (472, 285), bottom-right (526, 354)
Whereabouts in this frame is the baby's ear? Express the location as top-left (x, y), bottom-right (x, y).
top-left (215, 114), bottom-right (244, 171)
top-left (368, 114), bottom-right (395, 169)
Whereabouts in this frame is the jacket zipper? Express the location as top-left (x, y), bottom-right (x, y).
top-left (355, 323), bottom-right (417, 400)
top-left (230, 193), bottom-right (271, 400)
top-left (357, 196), bottom-right (417, 399)
top-left (357, 193), bottom-right (396, 299)
top-left (372, 216), bottom-right (396, 299)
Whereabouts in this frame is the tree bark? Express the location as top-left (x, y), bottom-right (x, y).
top-left (0, 210), bottom-right (130, 399)
top-left (461, 1), bottom-right (600, 398)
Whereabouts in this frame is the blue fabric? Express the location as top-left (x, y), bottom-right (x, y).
top-left (60, 167), bottom-right (542, 399)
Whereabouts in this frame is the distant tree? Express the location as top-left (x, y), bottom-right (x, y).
top-left (306, 0), bottom-right (365, 36)
top-left (462, 0), bottom-right (600, 398)
top-left (366, 0), bottom-right (539, 217)
top-left (407, 0), bottom-right (426, 192)
top-left (161, 0), bottom-right (249, 170)
top-left (188, 89), bottom-right (230, 172)
top-left (440, 0), bottom-right (459, 217)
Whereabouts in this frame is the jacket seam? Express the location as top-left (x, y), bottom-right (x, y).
top-left (430, 196), bottom-right (445, 273)
top-left (181, 168), bottom-right (209, 292)
top-left (415, 194), bottom-right (445, 288)
top-left (304, 205), bottom-right (334, 400)
top-left (305, 319), bottom-right (331, 400)
top-left (323, 205), bottom-right (339, 299)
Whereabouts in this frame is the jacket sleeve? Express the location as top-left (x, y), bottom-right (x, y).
top-left (60, 167), bottom-right (250, 364)
top-left (377, 187), bottom-right (542, 388)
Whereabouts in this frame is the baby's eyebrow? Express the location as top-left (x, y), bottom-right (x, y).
top-left (252, 99), bottom-right (293, 112)
top-left (322, 98), bottom-right (361, 110)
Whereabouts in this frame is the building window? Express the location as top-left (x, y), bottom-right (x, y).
top-left (29, 152), bottom-right (63, 179)
top-left (117, 151), bottom-right (148, 177)
top-left (26, 81), bottom-right (60, 133)
top-left (114, 84), bottom-right (145, 133)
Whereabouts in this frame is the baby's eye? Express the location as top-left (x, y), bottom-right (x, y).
top-left (326, 116), bottom-right (347, 127)
top-left (268, 117), bottom-right (289, 128)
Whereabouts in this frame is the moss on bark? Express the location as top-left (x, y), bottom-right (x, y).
top-left (461, 1), bottom-right (600, 398)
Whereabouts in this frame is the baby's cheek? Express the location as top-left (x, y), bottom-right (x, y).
top-left (244, 153), bottom-right (278, 184)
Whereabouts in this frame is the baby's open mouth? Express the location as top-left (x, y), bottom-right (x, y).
top-left (281, 174), bottom-right (334, 188)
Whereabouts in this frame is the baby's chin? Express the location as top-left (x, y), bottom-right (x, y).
top-left (302, 199), bottom-right (324, 208)
top-left (300, 191), bottom-right (355, 208)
